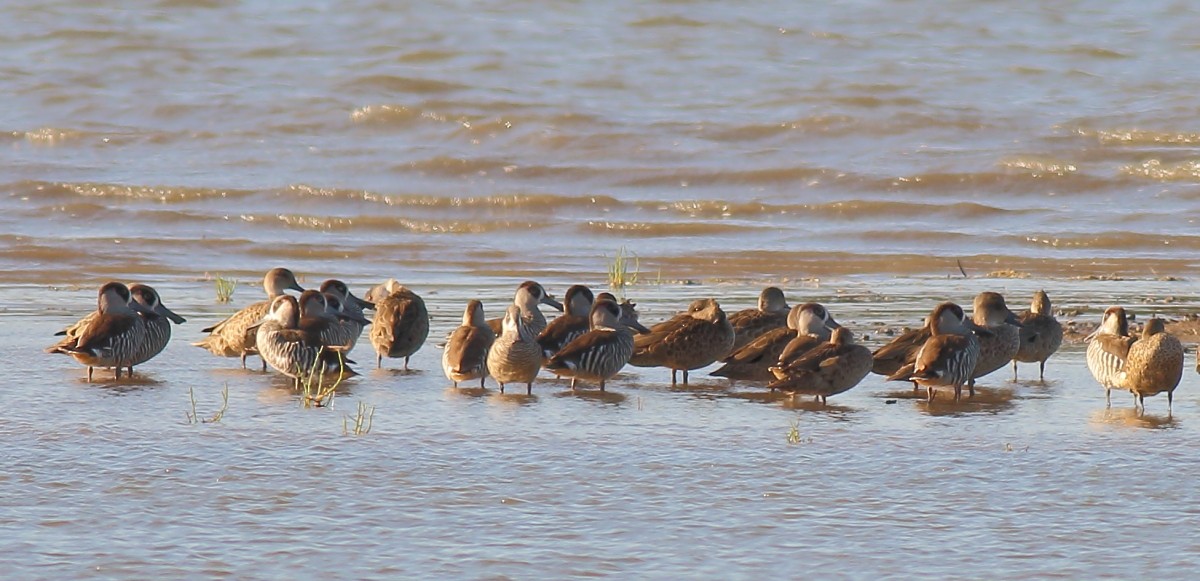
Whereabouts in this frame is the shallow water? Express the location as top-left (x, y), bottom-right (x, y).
top-left (6, 0), bottom-right (1200, 577)
top-left (11, 277), bottom-right (1200, 578)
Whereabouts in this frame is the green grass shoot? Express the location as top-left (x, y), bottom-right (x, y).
top-left (214, 275), bottom-right (236, 303)
top-left (607, 246), bottom-right (640, 297)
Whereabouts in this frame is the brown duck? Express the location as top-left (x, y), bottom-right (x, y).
top-left (726, 286), bottom-right (790, 351)
top-left (1012, 290), bottom-right (1063, 380)
top-left (630, 298), bottom-right (735, 386)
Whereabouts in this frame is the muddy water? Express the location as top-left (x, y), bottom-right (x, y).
top-left (6, 0), bottom-right (1200, 577)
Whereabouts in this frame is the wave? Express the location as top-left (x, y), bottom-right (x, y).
top-left (341, 74), bottom-right (466, 94)
top-left (1121, 159), bottom-right (1200, 181)
top-left (1076, 127), bottom-right (1200, 146)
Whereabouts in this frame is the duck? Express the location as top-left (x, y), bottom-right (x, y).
top-left (46, 282), bottom-right (155, 382)
top-left (766, 327), bottom-right (872, 404)
top-left (629, 298), bottom-right (735, 386)
top-left (254, 295), bottom-right (356, 387)
top-left (771, 304), bottom-right (843, 382)
top-left (51, 283), bottom-right (186, 378)
top-left (319, 279), bottom-right (374, 349)
top-left (1086, 306), bottom-right (1136, 405)
top-left (726, 286), bottom-right (790, 351)
top-left (546, 298), bottom-right (650, 391)
top-left (968, 292), bottom-right (1022, 388)
top-left (368, 279), bottom-right (430, 370)
top-left (1012, 290), bottom-right (1063, 380)
top-left (124, 284), bottom-right (187, 375)
top-left (887, 302), bottom-right (983, 402)
top-left (487, 305), bottom-right (544, 394)
top-left (536, 284), bottom-right (596, 362)
top-left (711, 302), bottom-right (837, 382)
top-left (296, 290), bottom-right (370, 350)
top-left (193, 267), bottom-right (304, 369)
top-left (443, 300), bottom-right (496, 388)
top-left (1118, 318), bottom-right (1184, 411)
top-left (486, 281), bottom-right (563, 338)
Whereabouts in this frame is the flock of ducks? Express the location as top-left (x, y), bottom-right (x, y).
top-left (46, 269), bottom-right (1188, 411)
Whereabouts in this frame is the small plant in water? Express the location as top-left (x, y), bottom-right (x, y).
top-left (213, 275), bottom-right (236, 303)
top-left (607, 246), bottom-right (640, 297)
top-left (786, 419), bottom-right (802, 445)
top-left (344, 401), bottom-right (376, 436)
top-left (299, 348), bottom-right (347, 408)
top-left (187, 384), bottom-right (229, 424)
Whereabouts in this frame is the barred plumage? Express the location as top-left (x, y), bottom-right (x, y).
top-left (1086, 306), bottom-right (1135, 404)
top-left (46, 282), bottom-right (155, 382)
top-left (193, 267), bottom-right (304, 369)
top-left (537, 284), bottom-right (595, 362)
top-left (256, 295), bottom-right (356, 387)
top-left (546, 299), bottom-right (648, 391)
top-left (887, 302), bottom-right (982, 402)
top-left (320, 279), bottom-right (374, 350)
top-left (969, 292), bottom-right (1023, 387)
top-left (125, 284), bottom-right (187, 373)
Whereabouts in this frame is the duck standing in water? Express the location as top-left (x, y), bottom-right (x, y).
top-left (888, 302), bottom-right (985, 402)
top-left (968, 292), bottom-right (1022, 388)
top-left (443, 300), bottom-right (495, 388)
top-left (1086, 306), bottom-right (1136, 405)
top-left (1012, 290), bottom-right (1063, 380)
top-left (254, 295), bottom-right (356, 387)
top-left (193, 267), bottom-right (304, 369)
top-left (47, 282), bottom-right (155, 382)
top-left (1118, 318), bottom-right (1183, 411)
top-left (487, 305), bottom-right (543, 394)
top-left (546, 298), bottom-right (650, 391)
top-left (630, 298), bottom-right (735, 386)
top-left (369, 279), bottom-right (429, 370)
top-left (767, 327), bottom-right (872, 404)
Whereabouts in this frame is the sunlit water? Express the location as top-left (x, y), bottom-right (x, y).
top-left (5, 0), bottom-right (1200, 576)
top-left (9, 277), bottom-right (1200, 578)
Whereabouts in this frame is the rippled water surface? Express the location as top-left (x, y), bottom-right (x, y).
top-left (6, 0), bottom-right (1200, 577)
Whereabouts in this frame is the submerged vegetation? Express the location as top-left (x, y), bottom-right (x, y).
top-left (344, 401), bottom-right (376, 436)
top-left (299, 348), bottom-right (348, 408)
top-left (187, 384), bottom-right (229, 424)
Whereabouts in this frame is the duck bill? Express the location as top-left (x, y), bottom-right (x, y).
top-left (288, 281), bottom-right (305, 292)
top-left (155, 303), bottom-right (187, 324)
top-left (129, 300), bottom-right (155, 316)
top-left (350, 292), bottom-right (375, 311)
top-left (1005, 310), bottom-right (1023, 328)
top-left (338, 312), bottom-right (372, 325)
top-left (825, 316), bottom-right (842, 331)
top-left (628, 320), bottom-right (652, 334)
top-left (541, 295), bottom-right (564, 312)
